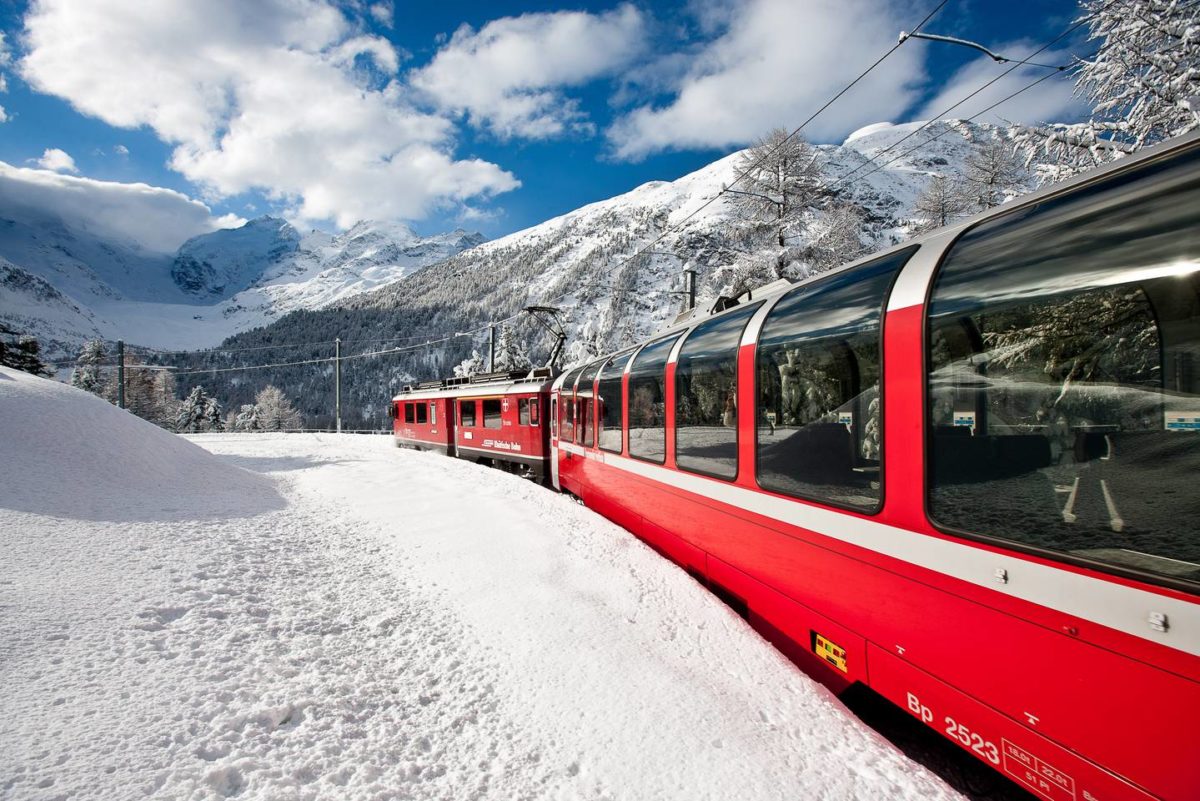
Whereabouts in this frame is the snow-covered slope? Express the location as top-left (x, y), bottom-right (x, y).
top-left (0, 368), bottom-right (962, 800)
top-left (345, 119), bottom-right (1024, 365)
top-left (0, 211), bottom-right (485, 354)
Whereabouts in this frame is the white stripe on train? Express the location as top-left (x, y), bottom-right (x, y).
top-left (556, 440), bottom-right (1200, 658)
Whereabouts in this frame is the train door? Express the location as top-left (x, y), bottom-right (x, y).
top-left (550, 391), bottom-right (560, 490)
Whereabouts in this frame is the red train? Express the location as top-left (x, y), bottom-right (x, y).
top-left (395, 131), bottom-right (1200, 801)
top-left (391, 368), bottom-right (553, 481)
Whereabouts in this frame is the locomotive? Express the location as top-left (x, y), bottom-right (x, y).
top-left (393, 130), bottom-right (1200, 801)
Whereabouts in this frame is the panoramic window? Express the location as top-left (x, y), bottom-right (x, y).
top-left (628, 335), bottom-right (682, 463)
top-left (483, 398), bottom-right (502, 429)
top-left (404, 403), bottom-right (414, 424)
top-left (561, 398), bottom-right (575, 442)
top-left (575, 361), bottom-right (604, 447)
top-left (598, 350), bottom-right (636, 453)
top-left (675, 303), bottom-right (761, 479)
top-left (927, 147), bottom-right (1200, 589)
top-left (461, 399), bottom-right (476, 427)
top-left (757, 249), bottom-right (913, 511)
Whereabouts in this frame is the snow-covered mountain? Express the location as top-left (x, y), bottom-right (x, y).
top-left (344, 119), bottom-right (1027, 364)
top-left (0, 209), bottom-right (486, 355)
top-left (182, 120), bottom-right (1029, 428)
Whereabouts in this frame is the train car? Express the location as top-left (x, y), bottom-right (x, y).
top-left (393, 368), bottom-right (554, 480)
top-left (549, 131), bottom-right (1200, 801)
top-left (391, 382), bottom-right (456, 454)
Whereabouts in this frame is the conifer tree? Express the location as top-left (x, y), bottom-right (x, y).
top-left (254, 385), bottom-right (301, 431)
top-left (494, 325), bottom-right (532, 372)
top-left (0, 323), bottom-right (52, 377)
top-left (1016, 0), bottom-right (1200, 182)
top-left (71, 339), bottom-right (107, 394)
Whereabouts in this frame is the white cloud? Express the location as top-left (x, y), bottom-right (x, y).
top-left (369, 2), bottom-right (393, 28)
top-left (36, 148), bottom-right (78, 173)
top-left (411, 5), bottom-right (647, 140)
top-left (114, 144), bottom-right (130, 156)
top-left (0, 106), bottom-right (7, 124)
top-left (911, 45), bottom-right (1088, 127)
top-left (0, 161), bottom-right (239, 252)
top-left (19, 0), bottom-right (519, 227)
top-left (607, 0), bottom-right (927, 159)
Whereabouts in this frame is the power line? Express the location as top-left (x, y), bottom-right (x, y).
top-left (822, 12), bottom-right (1095, 197)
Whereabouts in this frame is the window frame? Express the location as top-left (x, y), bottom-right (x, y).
top-left (416, 402), bottom-right (428, 424)
top-left (920, 156), bottom-right (1200, 596)
top-left (519, 398), bottom-right (531, 426)
top-left (483, 397), bottom-right (503, 429)
top-left (674, 302), bottom-right (762, 482)
top-left (627, 334), bottom-right (683, 465)
top-left (597, 349), bottom-right (636, 455)
top-left (753, 247), bottom-right (914, 515)
top-left (530, 399), bottom-right (540, 426)
top-left (460, 399), bottom-right (477, 427)
top-left (404, 402), bottom-right (415, 424)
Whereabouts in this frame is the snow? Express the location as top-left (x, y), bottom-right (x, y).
top-left (1, 367), bottom-right (962, 799)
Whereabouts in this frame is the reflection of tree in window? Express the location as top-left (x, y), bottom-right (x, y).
top-left (756, 248), bottom-right (912, 511)
top-left (926, 143), bottom-right (1200, 586)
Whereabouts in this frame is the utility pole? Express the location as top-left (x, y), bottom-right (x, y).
top-left (489, 325), bottom-right (496, 372)
top-left (335, 337), bottom-right (342, 434)
top-left (116, 339), bottom-right (125, 410)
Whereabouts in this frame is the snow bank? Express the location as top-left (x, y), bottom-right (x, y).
top-left (0, 367), bottom-right (282, 521)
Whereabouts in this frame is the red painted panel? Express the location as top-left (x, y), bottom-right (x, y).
top-left (868, 644), bottom-right (1162, 801)
top-left (572, 459), bottom-right (1199, 801)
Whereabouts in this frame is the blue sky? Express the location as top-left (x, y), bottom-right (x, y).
top-left (0, 0), bottom-right (1088, 245)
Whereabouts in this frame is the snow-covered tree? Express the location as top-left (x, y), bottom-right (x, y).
top-left (453, 350), bottom-right (487, 377)
top-left (802, 204), bottom-right (868, 274)
top-left (254, 385), bottom-right (301, 431)
top-left (1015, 0), bottom-right (1200, 183)
top-left (910, 175), bottom-right (973, 233)
top-left (0, 323), bottom-right (52, 377)
top-left (70, 339), bottom-right (107, 394)
top-left (176, 386), bottom-right (224, 433)
top-left (964, 139), bottom-right (1022, 209)
top-left (730, 128), bottom-right (824, 273)
top-left (233, 404), bottom-right (260, 431)
top-left (493, 325), bottom-right (532, 372)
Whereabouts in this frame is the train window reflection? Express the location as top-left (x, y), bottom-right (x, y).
top-left (629, 335), bottom-right (682, 463)
top-left (927, 146), bottom-right (1200, 589)
top-left (756, 249), bottom-right (912, 511)
top-left (676, 303), bottom-right (760, 480)
top-left (483, 398), bottom-right (502, 429)
top-left (598, 350), bottom-right (635, 454)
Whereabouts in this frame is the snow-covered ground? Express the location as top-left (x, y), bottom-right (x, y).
top-left (1, 368), bottom-right (961, 800)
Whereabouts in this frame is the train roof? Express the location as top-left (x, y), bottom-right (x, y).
top-left (392, 367), bottom-right (556, 402)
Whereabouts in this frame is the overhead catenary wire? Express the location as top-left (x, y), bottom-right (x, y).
top-left (819, 11), bottom-right (1099, 199)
